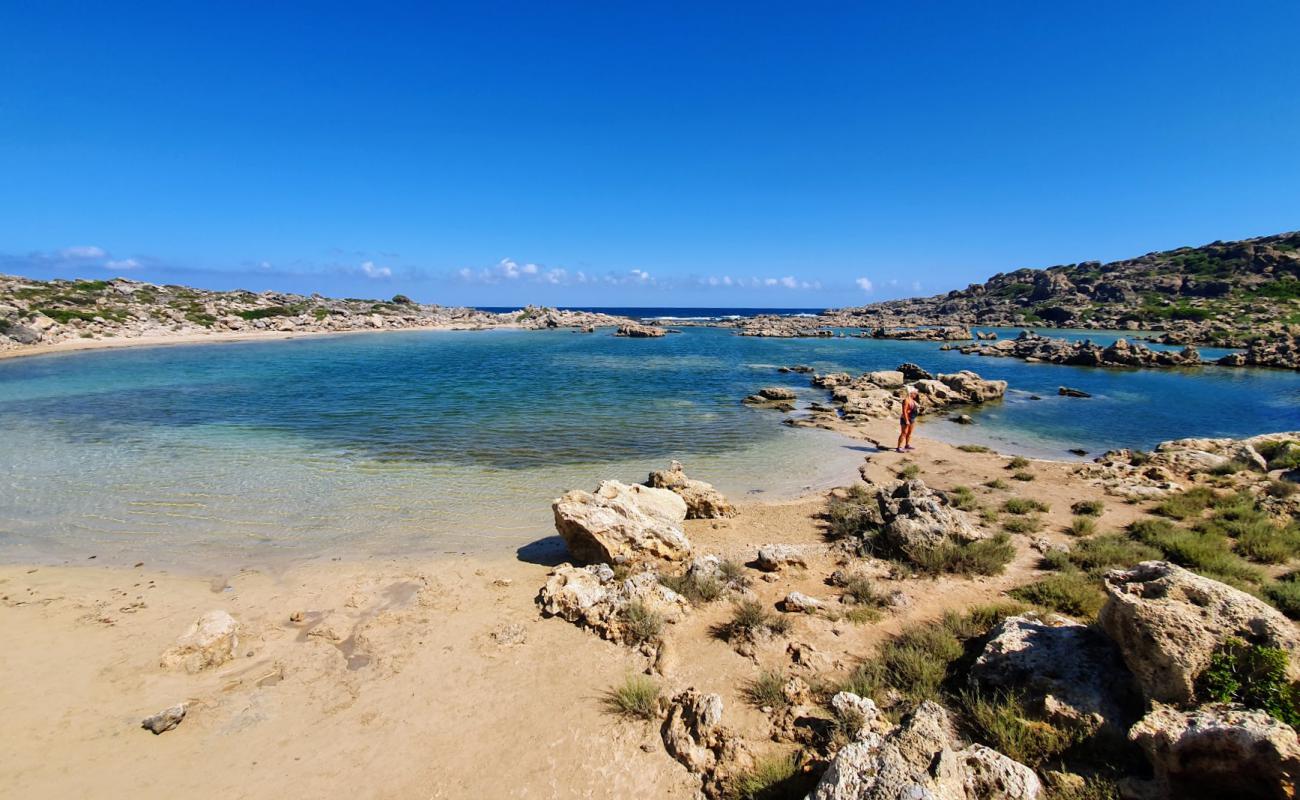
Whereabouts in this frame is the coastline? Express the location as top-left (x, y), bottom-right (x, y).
top-left (0, 321), bottom-right (552, 363)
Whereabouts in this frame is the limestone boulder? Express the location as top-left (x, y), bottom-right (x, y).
top-left (536, 563), bottom-right (690, 644)
top-left (756, 544), bottom-right (808, 572)
top-left (809, 701), bottom-right (1040, 800)
top-left (1099, 561), bottom-right (1300, 704)
top-left (1129, 702), bottom-right (1300, 800)
top-left (877, 478), bottom-right (986, 554)
top-left (646, 461), bottom-right (737, 519)
top-left (938, 370), bottom-right (1008, 403)
top-left (552, 480), bottom-right (690, 565)
top-left (160, 610), bottom-right (239, 673)
top-left (970, 613), bottom-right (1134, 734)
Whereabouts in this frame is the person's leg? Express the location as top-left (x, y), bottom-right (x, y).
top-left (904, 422), bottom-right (915, 449)
top-left (896, 421), bottom-right (906, 452)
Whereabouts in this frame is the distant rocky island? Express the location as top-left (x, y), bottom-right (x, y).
top-left (0, 274), bottom-right (628, 354)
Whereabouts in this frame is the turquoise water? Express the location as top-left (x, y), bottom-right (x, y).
top-left (0, 326), bottom-right (1296, 568)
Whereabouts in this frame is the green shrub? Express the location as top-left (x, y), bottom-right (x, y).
top-left (236, 305), bottom-right (301, 320)
top-left (947, 486), bottom-right (979, 511)
top-left (1265, 578), bottom-right (1300, 619)
top-left (1043, 534), bottom-right (1160, 575)
top-left (1257, 440), bottom-right (1300, 471)
top-left (727, 752), bottom-right (810, 800)
top-left (718, 559), bottom-right (750, 587)
top-left (604, 674), bottom-right (660, 720)
top-left (1002, 515), bottom-right (1045, 534)
top-left (744, 669), bottom-right (790, 710)
top-left (897, 461), bottom-right (921, 479)
top-left (1009, 572), bottom-right (1106, 619)
top-left (1042, 774), bottom-right (1121, 800)
top-left (1232, 520), bottom-right (1300, 565)
top-left (1128, 518), bottom-right (1261, 584)
top-left (1012, 471), bottom-right (1036, 482)
top-left (660, 571), bottom-right (727, 604)
top-left (984, 478), bottom-right (1010, 491)
top-left (1266, 479), bottom-right (1298, 499)
top-left (841, 574), bottom-right (883, 607)
top-left (1209, 459), bottom-right (1255, 476)
top-left (957, 444), bottom-right (992, 453)
top-left (622, 600), bottom-right (664, 644)
top-left (1129, 450), bottom-right (1151, 466)
top-left (825, 487), bottom-right (881, 542)
top-left (1067, 517), bottom-right (1096, 537)
top-left (1071, 500), bottom-right (1105, 517)
top-left (1003, 498), bottom-right (1049, 515)
top-left (907, 534), bottom-right (1015, 577)
top-left (719, 600), bottom-right (791, 641)
top-left (1153, 487), bottom-right (1219, 520)
top-left (1197, 637), bottom-right (1300, 727)
top-left (959, 690), bottom-right (1082, 766)
top-left (1006, 456), bottom-right (1031, 470)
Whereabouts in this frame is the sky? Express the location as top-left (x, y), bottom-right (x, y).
top-left (1, 2), bottom-right (1298, 308)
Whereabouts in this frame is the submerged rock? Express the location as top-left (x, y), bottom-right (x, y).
top-left (159, 610), bottom-right (238, 673)
top-left (646, 461), bottom-right (737, 519)
top-left (552, 480), bottom-right (690, 565)
top-left (1129, 702), bottom-right (1300, 800)
top-left (1099, 561), bottom-right (1300, 705)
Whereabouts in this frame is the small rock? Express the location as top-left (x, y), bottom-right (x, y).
top-left (141, 704), bottom-right (186, 735)
top-left (755, 544), bottom-right (807, 572)
top-left (160, 610), bottom-right (238, 673)
top-left (782, 592), bottom-right (823, 613)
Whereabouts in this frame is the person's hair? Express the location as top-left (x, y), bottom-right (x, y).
top-left (909, 386), bottom-right (919, 397)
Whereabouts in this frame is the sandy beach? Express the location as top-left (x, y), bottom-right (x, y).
top-left (0, 424), bottom-right (1149, 799)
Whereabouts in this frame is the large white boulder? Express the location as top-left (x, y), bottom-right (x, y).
top-left (552, 480), bottom-right (690, 564)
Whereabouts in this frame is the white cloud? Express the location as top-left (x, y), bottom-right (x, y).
top-left (779, 276), bottom-right (798, 289)
top-left (360, 261), bottom-right (392, 279)
top-left (855, 277), bottom-right (874, 292)
top-left (911, 280), bottom-right (922, 291)
top-left (629, 268), bottom-right (652, 283)
top-left (60, 245), bottom-right (107, 259)
top-left (521, 262), bottom-right (539, 275)
top-left (105, 258), bottom-right (140, 271)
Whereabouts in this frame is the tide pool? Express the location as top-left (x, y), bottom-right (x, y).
top-left (0, 326), bottom-right (1296, 568)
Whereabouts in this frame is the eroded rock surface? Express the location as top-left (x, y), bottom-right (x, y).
top-left (647, 461), bottom-right (737, 519)
top-left (159, 610), bottom-right (238, 673)
top-left (536, 564), bottom-right (689, 643)
top-left (1099, 561), bottom-right (1300, 704)
top-left (552, 480), bottom-right (690, 565)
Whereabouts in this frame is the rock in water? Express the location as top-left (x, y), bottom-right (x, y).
top-left (1058, 386), bottom-right (1091, 398)
top-left (141, 704), bottom-right (186, 735)
top-left (551, 480), bottom-right (690, 564)
top-left (1099, 561), bottom-right (1300, 704)
top-left (969, 613), bottom-right (1134, 735)
top-left (1129, 702), bottom-right (1300, 800)
top-left (809, 701), bottom-right (1040, 800)
top-left (614, 322), bottom-right (667, 338)
top-left (646, 461), bottom-right (737, 519)
top-left (159, 610), bottom-right (238, 673)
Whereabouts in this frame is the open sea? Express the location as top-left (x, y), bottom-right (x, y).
top-left (1, 313), bottom-right (1297, 569)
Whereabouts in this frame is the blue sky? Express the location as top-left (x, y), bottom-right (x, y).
top-left (1, 2), bottom-right (1298, 307)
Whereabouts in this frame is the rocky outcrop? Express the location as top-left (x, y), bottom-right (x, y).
top-left (970, 613), bottom-right (1134, 734)
top-left (552, 480), bottom-right (690, 565)
top-left (742, 386), bottom-right (798, 410)
top-left (876, 479), bottom-right (986, 554)
top-left (536, 563), bottom-right (690, 643)
top-left (661, 689), bottom-right (753, 797)
top-left (805, 367), bottom-right (1005, 424)
top-left (646, 461), bottom-right (737, 519)
top-left (159, 610), bottom-right (238, 673)
top-left (958, 331), bottom-right (1204, 369)
top-left (1129, 702), bottom-right (1300, 800)
top-left (0, 275), bottom-right (633, 352)
top-left (1218, 329), bottom-right (1300, 371)
top-left (809, 700), bottom-right (1040, 800)
top-left (1099, 561), bottom-right (1300, 705)
top-left (868, 325), bottom-right (973, 341)
top-left (614, 322), bottom-right (667, 338)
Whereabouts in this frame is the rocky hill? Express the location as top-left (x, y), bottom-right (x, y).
top-left (832, 231), bottom-right (1300, 346)
top-left (0, 274), bottom-right (628, 352)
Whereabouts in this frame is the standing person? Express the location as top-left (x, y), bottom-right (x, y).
top-left (896, 386), bottom-right (919, 452)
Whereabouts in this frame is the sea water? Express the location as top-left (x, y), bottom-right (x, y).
top-left (0, 325), bottom-right (1296, 568)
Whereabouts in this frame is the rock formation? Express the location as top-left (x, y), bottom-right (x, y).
top-left (646, 461), bottom-right (737, 519)
top-left (159, 610), bottom-right (239, 673)
top-left (551, 480), bottom-right (691, 565)
top-left (536, 563), bottom-right (690, 643)
top-left (1099, 561), bottom-right (1300, 705)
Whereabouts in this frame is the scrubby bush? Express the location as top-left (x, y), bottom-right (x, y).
top-left (1012, 471), bottom-right (1036, 482)
top-left (907, 534), bottom-right (1016, 577)
top-left (718, 600), bottom-right (791, 641)
top-left (621, 600), bottom-right (664, 644)
top-left (660, 571), bottom-right (726, 604)
top-left (947, 485), bottom-right (979, 511)
top-left (1071, 500), bottom-right (1105, 517)
top-left (727, 752), bottom-right (810, 800)
top-left (959, 690), bottom-right (1082, 766)
top-left (1003, 498), bottom-right (1049, 515)
top-left (1197, 637), bottom-right (1300, 727)
top-left (1002, 515), bottom-right (1045, 534)
top-left (1067, 517), bottom-right (1097, 537)
top-left (1042, 534), bottom-right (1160, 575)
top-left (1153, 487), bottom-right (1219, 520)
top-left (1007, 456), bottom-right (1031, 470)
top-left (984, 478), bottom-right (1010, 491)
top-left (744, 669), bottom-right (790, 710)
top-left (604, 674), bottom-right (660, 719)
top-left (957, 444), bottom-right (992, 453)
top-left (1128, 518), bottom-right (1260, 584)
top-left (897, 461), bottom-right (921, 479)
top-left (1009, 572), bottom-right (1106, 619)
top-left (1264, 577), bottom-right (1300, 619)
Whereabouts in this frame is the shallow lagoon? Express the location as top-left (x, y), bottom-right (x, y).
top-left (0, 326), bottom-right (1296, 567)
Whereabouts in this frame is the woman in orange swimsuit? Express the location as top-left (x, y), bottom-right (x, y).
top-left (896, 386), bottom-right (919, 453)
